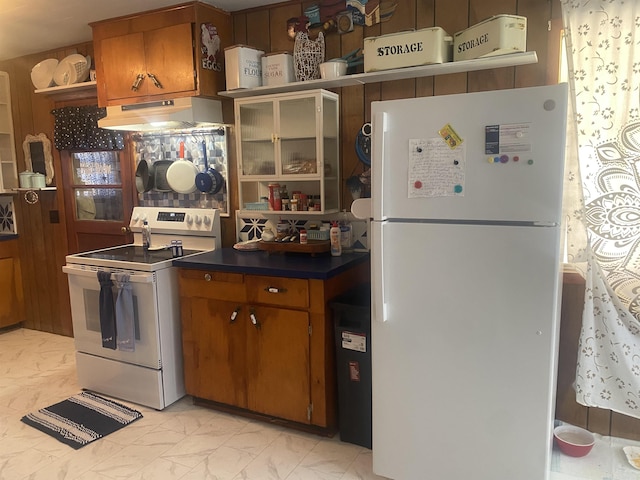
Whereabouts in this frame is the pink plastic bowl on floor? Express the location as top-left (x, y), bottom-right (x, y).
top-left (554, 425), bottom-right (595, 457)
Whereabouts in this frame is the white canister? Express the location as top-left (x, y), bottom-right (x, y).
top-left (31, 173), bottom-right (46, 188)
top-left (19, 171), bottom-right (33, 188)
top-left (224, 45), bottom-right (264, 90)
top-left (261, 52), bottom-right (295, 86)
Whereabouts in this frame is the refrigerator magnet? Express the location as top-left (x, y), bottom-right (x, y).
top-left (438, 123), bottom-right (463, 149)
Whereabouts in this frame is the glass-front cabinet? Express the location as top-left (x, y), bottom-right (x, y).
top-left (235, 89), bottom-right (339, 215)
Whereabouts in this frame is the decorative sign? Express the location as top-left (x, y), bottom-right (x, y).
top-left (200, 23), bottom-right (222, 72)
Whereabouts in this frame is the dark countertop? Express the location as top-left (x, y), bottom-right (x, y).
top-left (0, 234), bottom-right (18, 242)
top-left (173, 248), bottom-right (370, 280)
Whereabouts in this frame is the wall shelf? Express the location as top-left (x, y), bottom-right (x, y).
top-left (34, 81), bottom-right (97, 101)
top-left (218, 51), bottom-right (538, 99)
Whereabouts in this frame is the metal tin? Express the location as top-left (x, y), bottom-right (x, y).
top-left (224, 44), bottom-right (264, 90)
top-left (453, 15), bottom-right (527, 61)
top-left (364, 27), bottom-right (452, 73)
top-left (261, 51), bottom-right (295, 86)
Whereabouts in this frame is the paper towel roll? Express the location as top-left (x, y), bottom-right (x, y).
top-left (351, 198), bottom-right (371, 220)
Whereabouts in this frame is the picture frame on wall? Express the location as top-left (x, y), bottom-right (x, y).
top-left (23, 133), bottom-right (54, 185)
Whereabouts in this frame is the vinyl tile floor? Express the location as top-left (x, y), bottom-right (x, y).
top-left (0, 328), bottom-right (637, 480)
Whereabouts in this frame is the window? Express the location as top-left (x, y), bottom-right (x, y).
top-left (70, 151), bottom-right (123, 221)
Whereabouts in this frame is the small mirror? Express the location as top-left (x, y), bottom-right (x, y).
top-left (23, 133), bottom-right (54, 185)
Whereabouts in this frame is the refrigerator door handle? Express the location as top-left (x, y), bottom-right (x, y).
top-left (372, 221), bottom-right (387, 322)
top-left (372, 111), bottom-right (387, 222)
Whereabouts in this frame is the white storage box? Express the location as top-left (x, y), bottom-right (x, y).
top-left (224, 44), bottom-right (264, 90)
top-left (261, 52), bottom-right (295, 86)
top-left (453, 15), bottom-right (527, 61)
top-left (363, 27), bottom-right (452, 73)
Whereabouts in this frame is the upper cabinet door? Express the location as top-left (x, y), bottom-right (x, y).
top-left (100, 32), bottom-right (147, 102)
top-left (144, 23), bottom-right (196, 96)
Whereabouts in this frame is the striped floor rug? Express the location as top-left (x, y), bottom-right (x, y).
top-left (21, 391), bottom-right (143, 449)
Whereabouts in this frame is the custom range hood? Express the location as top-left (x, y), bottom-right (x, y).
top-left (98, 97), bottom-right (226, 131)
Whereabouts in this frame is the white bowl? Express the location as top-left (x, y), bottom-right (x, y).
top-left (30, 58), bottom-right (59, 89)
top-left (53, 54), bottom-right (90, 86)
top-left (319, 59), bottom-right (347, 79)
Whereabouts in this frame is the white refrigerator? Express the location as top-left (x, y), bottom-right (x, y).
top-left (368, 84), bottom-right (568, 480)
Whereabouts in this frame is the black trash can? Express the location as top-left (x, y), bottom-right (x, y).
top-left (331, 284), bottom-right (372, 449)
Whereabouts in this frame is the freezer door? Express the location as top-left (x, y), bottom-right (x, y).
top-left (371, 221), bottom-right (561, 480)
top-left (371, 84), bottom-right (568, 223)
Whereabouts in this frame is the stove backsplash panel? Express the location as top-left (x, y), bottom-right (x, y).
top-left (131, 128), bottom-right (229, 216)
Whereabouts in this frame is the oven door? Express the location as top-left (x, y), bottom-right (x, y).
top-left (62, 264), bottom-right (161, 369)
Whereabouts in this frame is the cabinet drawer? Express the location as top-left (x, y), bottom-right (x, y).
top-left (178, 268), bottom-right (246, 302)
top-left (246, 275), bottom-right (309, 308)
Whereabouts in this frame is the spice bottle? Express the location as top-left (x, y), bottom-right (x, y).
top-left (142, 221), bottom-right (151, 250)
top-left (300, 229), bottom-right (308, 244)
top-left (330, 221), bottom-right (341, 256)
top-left (268, 183), bottom-right (282, 211)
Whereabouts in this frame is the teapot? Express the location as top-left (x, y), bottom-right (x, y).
top-left (261, 227), bottom-right (275, 242)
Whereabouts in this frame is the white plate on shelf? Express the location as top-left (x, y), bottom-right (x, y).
top-left (623, 446), bottom-right (640, 470)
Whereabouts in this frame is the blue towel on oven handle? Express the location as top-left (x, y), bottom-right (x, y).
top-left (97, 270), bottom-right (116, 350)
top-left (114, 273), bottom-right (135, 352)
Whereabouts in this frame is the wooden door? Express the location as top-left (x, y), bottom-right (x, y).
top-left (181, 297), bottom-right (248, 407)
top-left (59, 149), bottom-right (135, 253)
top-left (100, 32), bottom-right (147, 102)
top-left (144, 23), bottom-right (196, 97)
top-left (246, 305), bottom-right (311, 424)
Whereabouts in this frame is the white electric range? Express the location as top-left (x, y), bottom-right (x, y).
top-left (62, 207), bottom-right (221, 409)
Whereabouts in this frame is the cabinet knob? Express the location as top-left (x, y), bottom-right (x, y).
top-left (131, 73), bottom-right (145, 91)
top-left (204, 273), bottom-right (212, 281)
top-left (264, 286), bottom-right (287, 294)
top-left (147, 73), bottom-right (163, 89)
top-left (230, 306), bottom-right (240, 323)
top-left (121, 226), bottom-right (131, 234)
top-left (249, 307), bottom-right (260, 329)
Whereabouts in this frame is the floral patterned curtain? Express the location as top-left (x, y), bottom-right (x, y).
top-left (51, 106), bottom-right (124, 151)
top-left (561, 1), bottom-right (640, 418)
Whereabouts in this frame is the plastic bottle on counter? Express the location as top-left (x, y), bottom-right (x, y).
top-left (330, 221), bottom-right (342, 256)
top-left (142, 221), bottom-right (151, 250)
top-left (340, 210), bottom-right (353, 252)
top-left (300, 229), bottom-right (308, 245)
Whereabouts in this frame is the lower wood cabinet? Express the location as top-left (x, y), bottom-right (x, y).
top-left (178, 262), bottom-right (368, 431)
top-left (0, 238), bottom-right (24, 328)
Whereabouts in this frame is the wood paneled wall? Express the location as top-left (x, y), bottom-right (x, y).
top-left (231, 0), bottom-right (557, 209)
top-left (0, 41), bottom-right (94, 336)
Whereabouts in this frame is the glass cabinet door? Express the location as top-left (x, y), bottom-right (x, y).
top-left (279, 96), bottom-right (318, 176)
top-left (238, 100), bottom-right (275, 176)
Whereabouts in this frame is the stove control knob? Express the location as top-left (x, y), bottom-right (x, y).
top-left (203, 215), bottom-right (211, 226)
top-left (186, 214), bottom-right (193, 225)
top-left (194, 215), bottom-right (202, 225)
top-left (132, 214), bottom-right (140, 224)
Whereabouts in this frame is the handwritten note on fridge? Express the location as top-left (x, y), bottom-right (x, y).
top-left (408, 138), bottom-right (465, 198)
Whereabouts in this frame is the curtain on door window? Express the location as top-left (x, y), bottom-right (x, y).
top-left (51, 105), bottom-right (124, 151)
top-left (562, 0), bottom-right (640, 418)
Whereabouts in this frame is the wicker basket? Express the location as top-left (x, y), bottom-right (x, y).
top-left (306, 229), bottom-right (330, 241)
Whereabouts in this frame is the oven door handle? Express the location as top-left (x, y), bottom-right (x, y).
top-left (62, 265), bottom-right (155, 283)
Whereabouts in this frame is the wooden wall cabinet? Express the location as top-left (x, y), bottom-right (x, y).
top-left (0, 238), bottom-right (24, 328)
top-left (178, 264), bottom-right (367, 431)
top-left (91, 2), bottom-right (232, 107)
